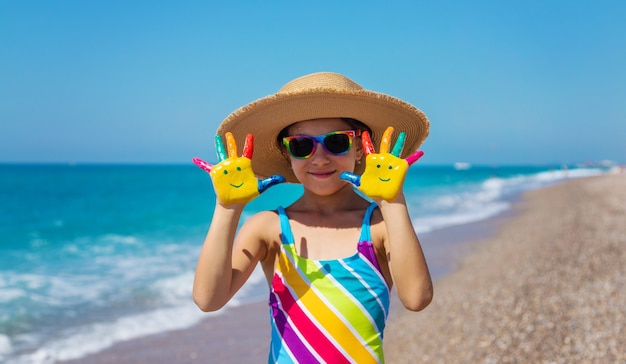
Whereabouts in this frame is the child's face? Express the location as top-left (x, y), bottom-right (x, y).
top-left (285, 118), bottom-right (363, 195)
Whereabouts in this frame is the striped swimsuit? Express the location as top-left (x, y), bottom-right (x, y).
top-left (269, 204), bottom-right (391, 363)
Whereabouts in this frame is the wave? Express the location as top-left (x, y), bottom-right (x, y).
top-left (0, 165), bottom-right (609, 363)
top-left (411, 166), bottom-right (605, 234)
top-left (7, 304), bottom-right (208, 364)
top-left (1, 265), bottom-right (267, 364)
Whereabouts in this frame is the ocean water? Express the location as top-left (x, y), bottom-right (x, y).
top-left (0, 163), bottom-right (608, 363)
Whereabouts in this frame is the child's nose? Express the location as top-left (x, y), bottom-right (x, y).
top-left (309, 142), bottom-right (331, 163)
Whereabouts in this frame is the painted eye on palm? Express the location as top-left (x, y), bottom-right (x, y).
top-left (340, 127), bottom-right (424, 201)
top-left (193, 133), bottom-right (285, 205)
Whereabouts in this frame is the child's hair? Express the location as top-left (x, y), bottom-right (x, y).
top-left (275, 118), bottom-right (372, 160)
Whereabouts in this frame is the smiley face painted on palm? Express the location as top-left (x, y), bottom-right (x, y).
top-left (209, 157), bottom-right (259, 204)
top-left (193, 132), bottom-right (285, 205)
top-left (339, 126), bottom-right (424, 201)
top-left (359, 153), bottom-right (408, 201)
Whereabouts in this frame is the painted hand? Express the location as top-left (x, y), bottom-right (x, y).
top-left (193, 133), bottom-right (286, 205)
top-left (340, 127), bottom-right (424, 201)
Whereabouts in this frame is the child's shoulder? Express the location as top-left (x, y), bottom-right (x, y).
top-left (239, 209), bottom-right (280, 232)
top-left (244, 209), bottom-right (280, 223)
top-left (235, 209), bottom-right (283, 247)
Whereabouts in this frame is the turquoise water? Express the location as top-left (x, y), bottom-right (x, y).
top-left (0, 163), bottom-right (606, 363)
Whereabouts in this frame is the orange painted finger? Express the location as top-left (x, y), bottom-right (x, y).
top-left (380, 127), bottom-right (394, 153)
top-left (225, 132), bottom-right (238, 158)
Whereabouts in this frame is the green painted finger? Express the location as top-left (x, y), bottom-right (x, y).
top-left (215, 134), bottom-right (227, 162)
top-left (391, 132), bottom-right (406, 157)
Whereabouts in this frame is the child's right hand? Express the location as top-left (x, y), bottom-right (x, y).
top-left (340, 127), bottom-right (424, 202)
top-left (193, 133), bottom-right (286, 206)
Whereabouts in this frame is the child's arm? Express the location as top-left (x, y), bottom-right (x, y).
top-left (379, 193), bottom-right (433, 312)
top-left (192, 203), bottom-right (270, 311)
top-left (341, 126), bottom-right (432, 310)
top-left (192, 132), bottom-right (284, 311)
top-left (192, 203), bottom-right (244, 311)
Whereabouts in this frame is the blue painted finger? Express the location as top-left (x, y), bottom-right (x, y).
top-left (340, 171), bottom-right (361, 187)
top-left (258, 174), bottom-right (286, 193)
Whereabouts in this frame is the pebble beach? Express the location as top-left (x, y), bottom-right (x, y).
top-left (59, 174), bottom-right (626, 363)
top-left (384, 174), bottom-right (626, 363)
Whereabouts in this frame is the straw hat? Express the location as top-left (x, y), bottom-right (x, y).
top-left (217, 72), bottom-right (430, 183)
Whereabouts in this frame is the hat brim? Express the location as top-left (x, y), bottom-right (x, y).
top-left (217, 88), bottom-right (430, 183)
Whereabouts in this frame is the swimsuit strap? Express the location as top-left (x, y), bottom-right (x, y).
top-left (276, 206), bottom-right (294, 245)
top-left (358, 202), bottom-right (378, 242)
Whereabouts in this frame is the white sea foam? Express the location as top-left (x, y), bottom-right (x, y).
top-left (414, 201), bottom-right (510, 234)
top-left (2, 166), bottom-right (608, 364)
top-left (0, 288), bottom-right (26, 303)
top-left (149, 272), bottom-right (195, 305)
top-left (2, 271), bottom-right (108, 307)
top-left (102, 234), bottom-right (140, 245)
top-left (4, 265), bottom-right (267, 364)
top-left (412, 167), bottom-right (606, 234)
top-left (9, 304), bottom-right (209, 364)
top-left (0, 334), bottom-right (13, 356)
top-left (527, 167), bottom-right (602, 185)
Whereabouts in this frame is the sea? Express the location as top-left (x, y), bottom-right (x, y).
top-left (0, 163), bottom-right (610, 363)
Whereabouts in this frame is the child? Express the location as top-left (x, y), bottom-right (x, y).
top-left (192, 72), bottom-right (433, 363)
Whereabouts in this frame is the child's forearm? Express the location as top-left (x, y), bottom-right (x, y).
top-left (379, 194), bottom-right (433, 311)
top-left (192, 203), bottom-right (244, 312)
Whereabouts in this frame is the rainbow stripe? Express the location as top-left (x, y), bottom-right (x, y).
top-left (269, 205), bottom-right (390, 363)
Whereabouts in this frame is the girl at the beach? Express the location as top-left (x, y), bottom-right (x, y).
top-left (192, 72), bottom-right (433, 363)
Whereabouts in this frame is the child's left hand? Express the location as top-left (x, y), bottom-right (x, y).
top-left (193, 132), bottom-right (286, 206)
top-left (340, 127), bottom-right (424, 201)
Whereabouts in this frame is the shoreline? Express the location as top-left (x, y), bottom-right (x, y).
top-left (56, 195), bottom-right (512, 364)
top-left (58, 174), bottom-right (625, 363)
top-left (384, 174), bottom-right (626, 362)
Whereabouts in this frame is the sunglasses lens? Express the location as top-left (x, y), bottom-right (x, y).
top-left (287, 137), bottom-right (315, 158)
top-left (284, 131), bottom-right (354, 159)
top-left (323, 133), bottom-right (351, 154)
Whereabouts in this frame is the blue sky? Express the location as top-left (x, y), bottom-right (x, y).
top-left (1, 1), bottom-right (625, 165)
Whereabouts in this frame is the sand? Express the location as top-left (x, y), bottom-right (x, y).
top-left (384, 174), bottom-right (626, 363)
top-left (59, 174), bottom-right (626, 363)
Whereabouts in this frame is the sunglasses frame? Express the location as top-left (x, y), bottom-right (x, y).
top-left (282, 130), bottom-right (359, 159)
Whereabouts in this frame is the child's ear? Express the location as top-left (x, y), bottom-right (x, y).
top-left (354, 137), bottom-right (364, 161)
